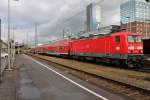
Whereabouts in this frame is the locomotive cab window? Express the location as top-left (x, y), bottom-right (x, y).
top-left (115, 36), bottom-right (120, 43)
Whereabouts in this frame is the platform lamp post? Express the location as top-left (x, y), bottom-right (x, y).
top-left (34, 23), bottom-right (38, 47)
top-left (126, 17), bottom-right (131, 32)
top-left (26, 32), bottom-right (28, 48)
top-left (0, 19), bottom-right (2, 82)
top-left (146, 20), bottom-right (150, 38)
top-left (145, 0), bottom-right (150, 2)
top-left (11, 27), bottom-right (16, 66)
top-left (7, 0), bottom-right (19, 70)
top-left (145, 0), bottom-right (150, 42)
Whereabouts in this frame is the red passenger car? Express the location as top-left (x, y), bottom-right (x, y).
top-left (47, 40), bottom-right (71, 57)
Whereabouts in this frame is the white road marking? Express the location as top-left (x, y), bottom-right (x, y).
top-left (25, 55), bottom-right (109, 100)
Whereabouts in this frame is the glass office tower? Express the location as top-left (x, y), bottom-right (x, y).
top-left (86, 3), bottom-right (102, 32)
top-left (121, 0), bottom-right (150, 38)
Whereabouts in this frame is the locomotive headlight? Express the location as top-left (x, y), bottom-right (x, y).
top-left (116, 46), bottom-right (120, 51)
top-left (128, 46), bottom-right (134, 50)
top-left (137, 46), bottom-right (143, 50)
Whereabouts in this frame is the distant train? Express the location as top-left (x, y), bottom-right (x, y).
top-left (30, 32), bottom-right (144, 68)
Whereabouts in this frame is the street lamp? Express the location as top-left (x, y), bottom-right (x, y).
top-left (7, 0), bottom-right (19, 70)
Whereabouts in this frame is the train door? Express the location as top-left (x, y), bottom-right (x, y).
top-left (105, 38), bottom-right (111, 56)
top-left (69, 42), bottom-right (73, 55)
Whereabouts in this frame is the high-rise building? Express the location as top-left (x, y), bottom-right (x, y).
top-left (121, 0), bottom-right (150, 38)
top-left (86, 3), bottom-right (102, 32)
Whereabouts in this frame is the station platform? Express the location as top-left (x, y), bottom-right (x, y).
top-left (0, 54), bottom-right (129, 100)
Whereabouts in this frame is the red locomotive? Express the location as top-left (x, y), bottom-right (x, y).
top-left (31, 32), bottom-right (144, 68)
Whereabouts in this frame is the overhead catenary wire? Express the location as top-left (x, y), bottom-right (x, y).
top-left (36, 0), bottom-right (105, 45)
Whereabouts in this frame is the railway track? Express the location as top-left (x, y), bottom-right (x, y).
top-left (27, 53), bottom-right (150, 100)
top-left (134, 59), bottom-right (150, 73)
top-left (133, 67), bottom-right (150, 74)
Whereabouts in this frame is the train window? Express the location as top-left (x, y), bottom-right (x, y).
top-left (127, 36), bottom-right (134, 43)
top-left (115, 36), bottom-right (120, 43)
top-left (128, 35), bottom-right (142, 43)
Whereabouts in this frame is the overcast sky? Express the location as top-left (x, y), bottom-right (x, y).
top-left (0, 0), bottom-right (128, 46)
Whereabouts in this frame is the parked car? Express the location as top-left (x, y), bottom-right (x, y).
top-left (1, 52), bottom-right (8, 58)
top-left (1, 48), bottom-right (8, 58)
